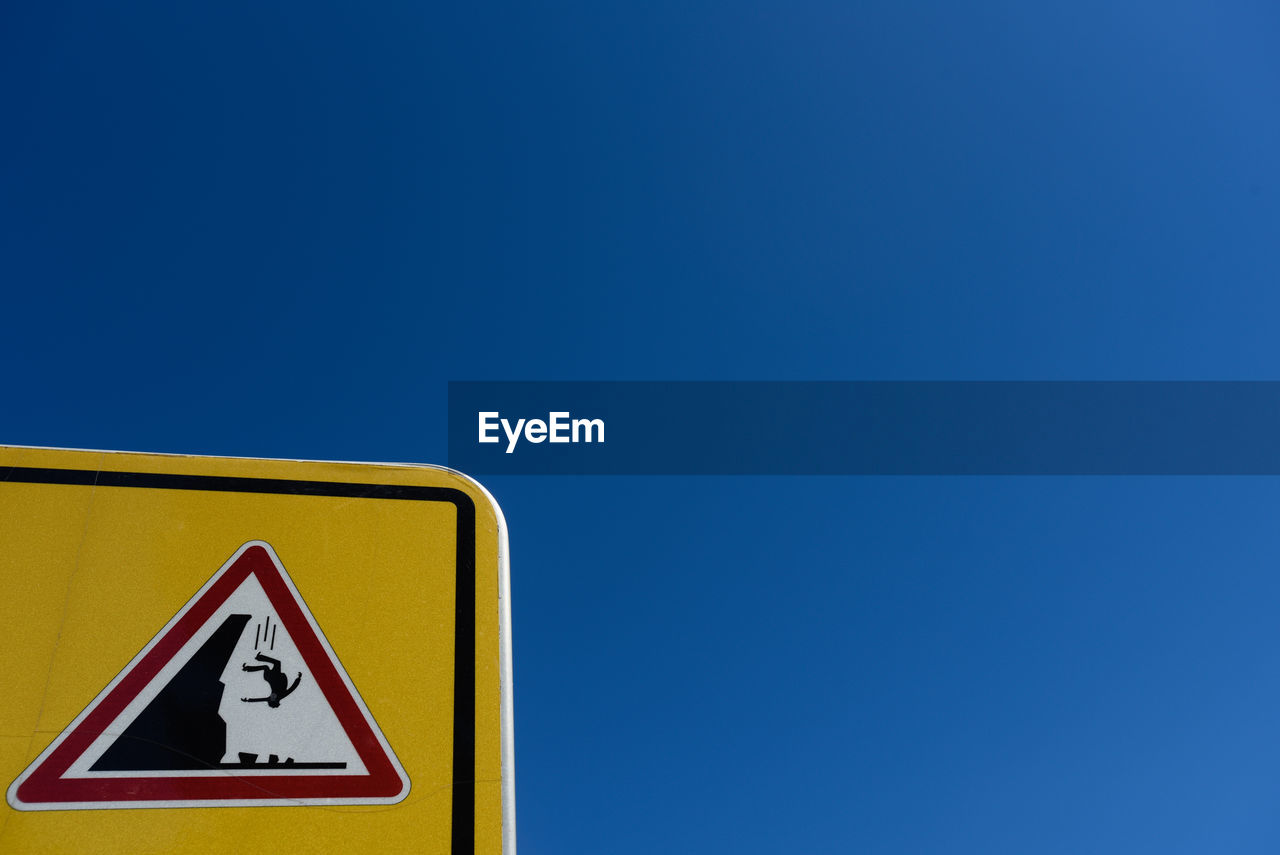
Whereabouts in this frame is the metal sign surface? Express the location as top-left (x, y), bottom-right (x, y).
top-left (0, 446), bottom-right (512, 854)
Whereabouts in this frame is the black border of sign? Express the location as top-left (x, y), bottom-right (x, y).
top-left (0, 465), bottom-right (477, 855)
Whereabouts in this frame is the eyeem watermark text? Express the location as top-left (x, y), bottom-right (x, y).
top-left (478, 411), bottom-right (605, 453)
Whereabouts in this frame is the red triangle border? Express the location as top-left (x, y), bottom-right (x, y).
top-left (12, 543), bottom-right (409, 808)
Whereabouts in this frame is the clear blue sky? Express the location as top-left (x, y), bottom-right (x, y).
top-left (3, 1), bottom-right (1280, 852)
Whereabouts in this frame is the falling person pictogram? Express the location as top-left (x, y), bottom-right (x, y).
top-left (240, 653), bottom-right (302, 708)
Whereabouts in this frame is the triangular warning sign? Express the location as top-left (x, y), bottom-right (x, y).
top-left (7, 541), bottom-right (411, 810)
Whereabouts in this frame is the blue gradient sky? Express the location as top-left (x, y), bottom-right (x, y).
top-left (3, 1), bottom-right (1280, 852)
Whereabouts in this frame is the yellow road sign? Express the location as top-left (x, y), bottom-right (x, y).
top-left (0, 446), bottom-right (513, 854)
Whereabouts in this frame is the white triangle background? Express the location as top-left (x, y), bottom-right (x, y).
top-left (65, 572), bottom-right (365, 778)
